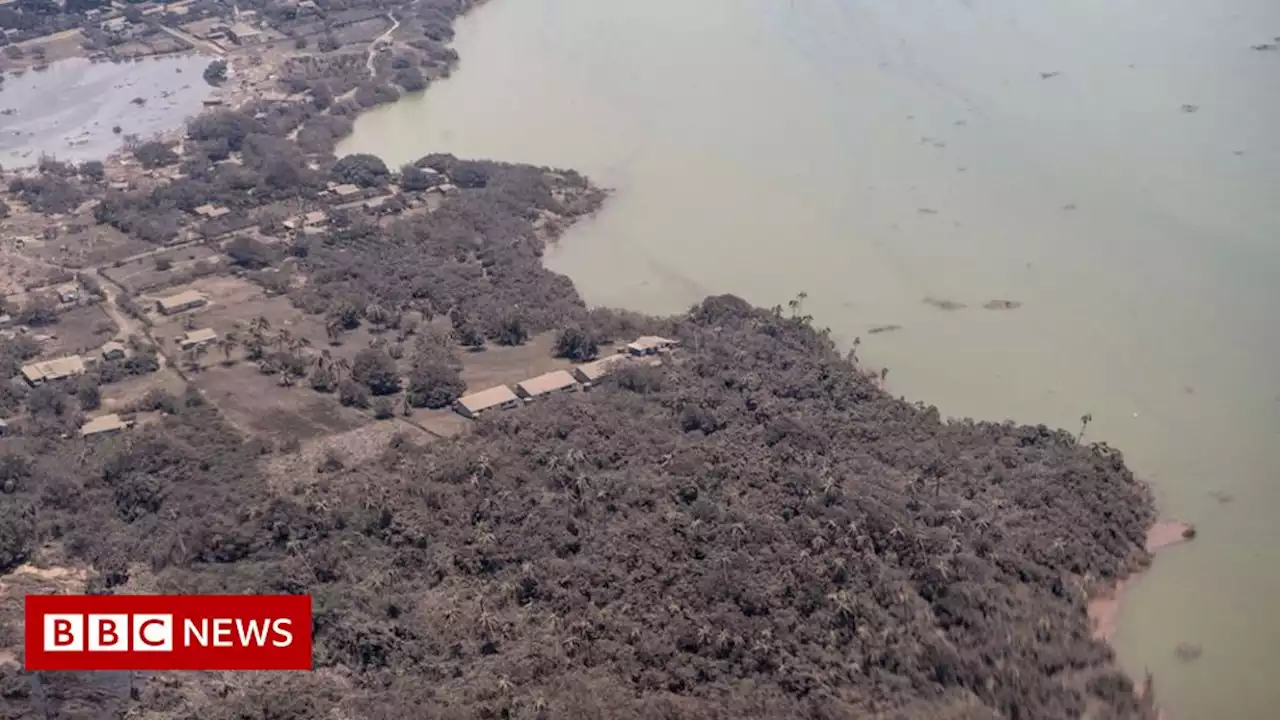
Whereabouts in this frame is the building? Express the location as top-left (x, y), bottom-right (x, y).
top-left (81, 413), bottom-right (131, 438)
top-left (155, 290), bottom-right (207, 315)
top-left (331, 183), bottom-right (362, 199)
top-left (0, 314), bottom-right (12, 328)
top-left (303, 210), bottom-right (328, 226)
top-left (571, 354), bottom-right (631, 386)
top-left (177, 328), bottom-right (218, 350)
top-left (515, 370), bottom-right (579, 401)
top-left (101, 341), bottom-right (126, 361)
top-left (226, 23), bottom-right (262, 45)
top-left (453, 385), bottom-right (521, 419)
top-left (0, 418), bottom-right (8, 436)
top-left (194, 203), bottom-right (231, 219)
top-left (55, 283), bottom-right (80, 303)
top-left (21, 356), bottom-right (86, 385)
top-left (626, 335), bottom-right (679, 356)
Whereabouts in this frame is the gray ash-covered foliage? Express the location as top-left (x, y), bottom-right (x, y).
top-left (291, 154), bottom-right (605, 339)
top-left (0, 297), bottom-right (1158, 720)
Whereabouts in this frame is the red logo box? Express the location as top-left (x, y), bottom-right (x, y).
top-left (25, 595), bottom-right (312, 671)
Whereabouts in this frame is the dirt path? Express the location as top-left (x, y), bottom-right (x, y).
top-left (94, 268), bottom-right (169, 370)
top-left (366, 13), bottom-right (401, 76)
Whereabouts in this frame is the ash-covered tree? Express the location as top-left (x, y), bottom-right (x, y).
top-left (350, 347), bottom-right (401, 395)
top-left (202, 59), bottom-right (228, 86)
top-left (77, 160), bottom-right (105, 181)
top-left (133, 141), bottom-right (180, 169)
top-left (494, 312), bottom-right (529, 347)
top-left (405, 361), bottom-right (465, 409)
top-left (331, 153), bottom-right (389, 188)
top-left (337, 379), bottom-right (368, 408)
top-left (450, 309), bottom-right (486, 351)
top-left (16, 295), bottom-right (58, 327)
top-left (554, 325), bottom-right (599, 361)
top-left (399, 164), bottom-right (437, 192)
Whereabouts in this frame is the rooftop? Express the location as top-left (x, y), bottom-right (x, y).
top-left (456, 385), bottom-right (520, 413)
top-left (574, 354), bottom-right (631, 382)
top-left (81, 413), bottom-right (129, 437)
top-left (194, 203), bottom-right (230, 218)
top-left (517, 370), bottom-right (578, 398)
top-left (180, 328), bottom-right (218, 346)
top-left (627, 335), bottom-right (679, 353)
top-left (21, 356), bottom-right (87, 384)
top-left (331, 183), bottom-right (362, 197)
top-left (157, 290), bottom-right (206, 309)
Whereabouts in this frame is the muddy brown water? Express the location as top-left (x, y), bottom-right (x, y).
top-left (338, 0), bottom-right (1280, 716)
top-left (0, 55), bottom-right (212, 168)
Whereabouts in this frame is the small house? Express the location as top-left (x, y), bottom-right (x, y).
top-left (55, 283), bottom-right (80, 303)
top-left (515, 370), bottom-right (579, 401)
top-left (571, 355), bottom-right (630, 386)
top-left (0, 418), bottom-right (8, 436)
top-left (626, 335), bottom-right (679, 357)
top-left (177, 328), bottom-right (218, 350)
top-left (20, 356), bottom-right (86, 386)
top-left (101, 341), bottom-right (126, 361)
top-left (303, 210), bottom-right (328, 226)
top-left (194, 203), bottom-right (231, 219)
top-left (155, 290), bottom-right (207, 315)
top-left (331, 184), bottom-right (362, 199)
top-left (226, 22), bottom-right (262, 45)
top-left (81, 413), bottom-right (131, 438)
top-left (453, 385), bottom-right (521, 419)
top-left (0, 314), bottom-right (12, 328)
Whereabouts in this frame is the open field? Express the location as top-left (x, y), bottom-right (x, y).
top-left (34, 304), bottom-right (117, 357)
top-left (101, 244), bottom-right (224, 294)
top-left (455, 330), bottom-right (580, 391)
top-left (191, 361), bottom-right (370, 442)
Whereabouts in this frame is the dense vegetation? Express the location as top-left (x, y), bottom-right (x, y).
top-left (0, 297), bottom-right (1159, 719)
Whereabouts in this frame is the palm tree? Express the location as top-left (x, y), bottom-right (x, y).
top-left (331, 357), bottom-right (351, 381)
top-left (879, 367), bottom-right (889, 387)
top-left (1078, 413), bottom-right (1093, 443)
top-left (274, 328), bottom-right (293, 354)
top-left (250, 316), bottom-right (271, 335)
top-left (183, 343), bottom-right (209, 372)
top-left (217, 332), bottom-right (239, 365)
top-left (325, 315), bottom-right (344, 345)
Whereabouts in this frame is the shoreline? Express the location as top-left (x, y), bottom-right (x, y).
top-left (1090, 519), bottom-right (1194, 719)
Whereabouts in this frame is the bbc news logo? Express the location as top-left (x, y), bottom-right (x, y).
top-left (25, 595), bottom-right (311, 671)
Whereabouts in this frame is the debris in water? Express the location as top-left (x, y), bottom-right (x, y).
top-left (868, 324), bottom-right (902, 335)
top-left (1062, 203), bottom-right (1077, 211)
top-left (1233, 150), bottom-right (1245, 156)
top-left (1250, 43), bottom-right (1277, 51)
top-left (1039, 71), bottom-right (1061, 79)
top-left (983, 300), bottom-right (1022, 311)
top-left (917, 208), bottom-right (938, 215)
top-left (923, 297), bottom-right (966, 311)
top-left (1174, 642), bottom-right (1202, 662)
top-left (1180, 104), bottom-right (1199, 113)
top-left (1208, 490), bottom-right (1233, 504)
